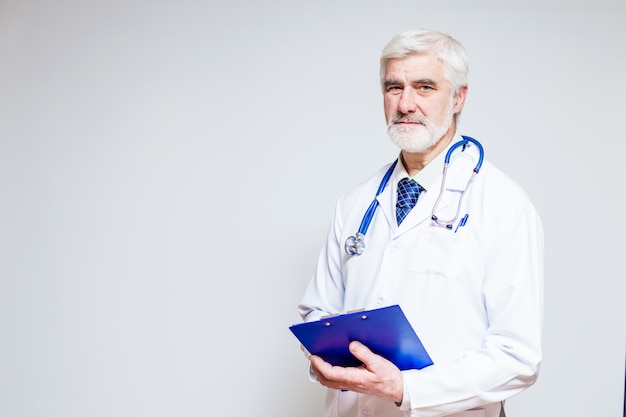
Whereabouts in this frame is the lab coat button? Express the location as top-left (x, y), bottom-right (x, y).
top-left (389, 246), bottom-right (397, 254)
top-left (360, 406), bottom-right (372, 415)
top-left (375, 298), bottom-right (383, 305)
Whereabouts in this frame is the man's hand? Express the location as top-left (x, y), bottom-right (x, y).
top-left (309, 340), bottom-right (404, 403)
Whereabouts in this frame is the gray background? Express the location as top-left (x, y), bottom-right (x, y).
top-left (1, 0), bottom-right (624, 416)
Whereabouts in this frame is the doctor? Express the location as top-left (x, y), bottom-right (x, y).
top-left (297, 29), bottom-right (544, 417)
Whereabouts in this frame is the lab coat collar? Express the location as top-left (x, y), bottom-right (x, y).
top-left (376, 135), bottom-right (465, 235)
top-left (394, 140), bottom-right (451, 191)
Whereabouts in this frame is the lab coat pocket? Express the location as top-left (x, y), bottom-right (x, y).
top-left (409, 226), bottom-right (479, 280)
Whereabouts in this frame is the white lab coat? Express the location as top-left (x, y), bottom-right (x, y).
top-left (298, 140), bottom-right (544, 417)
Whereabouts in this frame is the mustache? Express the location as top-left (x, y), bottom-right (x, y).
top-left (389, 113), bottom-right (428, 125)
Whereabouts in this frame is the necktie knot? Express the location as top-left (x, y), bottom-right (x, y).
top-left (396, 178), bottom-right (423, 225)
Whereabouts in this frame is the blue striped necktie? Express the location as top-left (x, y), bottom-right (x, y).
top-left (396, 178), bottom-right (424, 225)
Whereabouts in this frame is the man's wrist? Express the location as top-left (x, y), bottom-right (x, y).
top-left (395, 373), bottom-right (410, 410)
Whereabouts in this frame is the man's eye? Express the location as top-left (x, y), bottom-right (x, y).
top-left (386, 86), bottom-right (402, 93)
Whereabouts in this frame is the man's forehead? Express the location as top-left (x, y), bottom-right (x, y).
top-left (385, 53), bottom-right (445, 80)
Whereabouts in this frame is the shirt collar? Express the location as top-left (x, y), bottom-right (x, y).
top-left (395, 135), bottom-right (459, 192)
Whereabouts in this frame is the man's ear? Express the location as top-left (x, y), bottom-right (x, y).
top-left (453, 86), bottom-right (468, 113)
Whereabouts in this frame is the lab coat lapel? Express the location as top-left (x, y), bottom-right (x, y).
top-left (399, 147), bottom-right (478, 233)
top-left (376, 165), bottom-right (400, 231)
top-left (395, 175), bottom-right (445, 233)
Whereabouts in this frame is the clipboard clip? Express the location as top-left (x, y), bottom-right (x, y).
top-left (321, 308), bottom-right (365, 319)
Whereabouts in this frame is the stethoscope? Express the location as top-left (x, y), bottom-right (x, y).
top-left (345, 135), bottom-right (484, 256)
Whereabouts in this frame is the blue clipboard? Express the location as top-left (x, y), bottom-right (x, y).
top-left (290, 305), bottom-right (433, 371)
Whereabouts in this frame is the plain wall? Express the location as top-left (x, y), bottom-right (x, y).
top-left (1, 0), bottom-right (624, 416)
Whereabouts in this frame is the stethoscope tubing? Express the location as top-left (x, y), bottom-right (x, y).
top-left (431, 135), bottom-right (483, 229)
top-left (445, 135), bottom-right (483, 169)
top-left (356, 159), bottom-right (398, 236)
top-left (345, 136), bottom-right (484, 256)
top-left (344, 160), bottom-right (398, 255)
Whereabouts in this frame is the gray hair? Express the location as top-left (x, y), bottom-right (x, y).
top-left (380, 29), bottom-right (469, 94)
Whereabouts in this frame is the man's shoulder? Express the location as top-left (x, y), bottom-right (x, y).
top-left (476, 160), bottom-right (538, 217)
top-left (480, 161), bottom-right (530, 196)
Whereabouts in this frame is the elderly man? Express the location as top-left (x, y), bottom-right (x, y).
top-left (297, 29), bottom-right (544, 417)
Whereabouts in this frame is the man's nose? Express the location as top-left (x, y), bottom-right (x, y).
top-left (397, 89), bottom-right (418, 114)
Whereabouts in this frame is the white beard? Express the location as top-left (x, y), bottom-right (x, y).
top-left (387, 98), bottom-right (455, 153)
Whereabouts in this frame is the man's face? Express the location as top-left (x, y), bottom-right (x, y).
top-left (383, 53), bottom-right (465, 153)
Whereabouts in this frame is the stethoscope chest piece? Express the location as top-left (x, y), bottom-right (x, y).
top-left (345, 232), bottom-right (365, 256)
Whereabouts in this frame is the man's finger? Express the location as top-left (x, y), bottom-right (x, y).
top-left (348, 340), bottom-right (377, 365)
